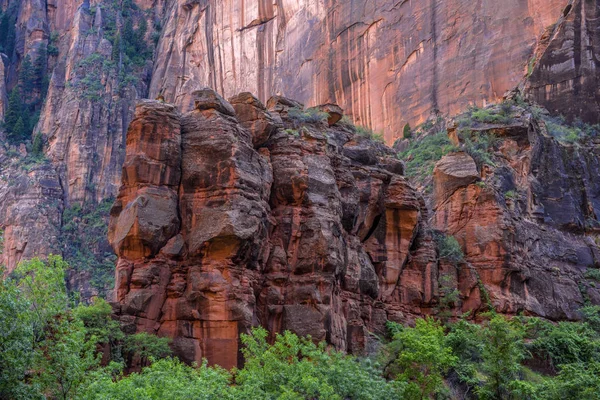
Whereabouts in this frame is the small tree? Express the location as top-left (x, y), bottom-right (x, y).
top-left (477, 314), bottom-right (526, 400)
top-left (9, 116), bottom-right (26, 143)
top-left (19, 55), bottom-right (35, 101)
top-left (384, 318), bottom-right (457, 399)
top-left (403, 123), bottom-right (412, 139)
top-left (3, 87), bottom-right (22, 133)
top-left (31, 132), bottom-right (44, 156)
top-left (32, 313), bottom-right (100, 400)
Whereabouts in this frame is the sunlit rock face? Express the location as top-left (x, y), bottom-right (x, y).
top-left (148, 0), bottom-right (579, 143)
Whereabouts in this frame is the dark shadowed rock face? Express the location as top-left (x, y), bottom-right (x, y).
top-left (432, 110), bottom-right (600, 321)
top-left (111, 91), bottom-right (600, 368)
top-left (525, 0), bottom-right (600, 124)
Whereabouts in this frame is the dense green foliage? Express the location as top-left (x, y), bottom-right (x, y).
top-left (2, 48), bottom-right (49, 144)
top-left (1, 255), bottom-right (600, 399)
top-left (0, 256), bottom-right (171, 400)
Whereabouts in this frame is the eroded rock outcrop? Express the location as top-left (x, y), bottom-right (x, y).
top-left (112, 93), bottom-right (600, 368)
top-left (111, 91), bottom-right (430, 367)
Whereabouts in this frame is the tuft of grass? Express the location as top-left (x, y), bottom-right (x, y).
top-left (287, 107), bottom-right (328, 126)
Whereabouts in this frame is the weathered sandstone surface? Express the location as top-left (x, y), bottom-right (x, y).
top-left (2, 0), bottom-right (600, 279)
top-left (149, 0), bottom-right (596, 142)
top-left (110, 91), bottom-right (600, 367)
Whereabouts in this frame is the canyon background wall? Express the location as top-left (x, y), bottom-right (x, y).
top-left (0, 0), bottom-right (598, 313)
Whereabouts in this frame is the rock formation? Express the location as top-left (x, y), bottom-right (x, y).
top-left (2, 0), bottom-right (600, 276)
top-left (110, 91), bottom-right (600, 368)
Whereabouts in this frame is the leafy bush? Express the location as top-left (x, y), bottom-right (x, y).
top-left (529, 320), bottom-right (600, 369)
top-left (383, 318), bottom-right (457, 399)
top-left (124, 333), bottom-right (172, 367)
top-left (585, 268), bottom-right (600, 282)
top-left (459, 105), bottom-right (513, 127)
top-left (79, 358), bottom-right (233, 400)
top-left (458, 129), bottom-right (498, 167)
top-left (234, 327), bottom-right (401, 400)
top-left (542, 115), bottom-right (600, 144)
top-left (504, 190), bottom-right (518, 200)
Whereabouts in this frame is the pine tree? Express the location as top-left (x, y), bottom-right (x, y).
top-left (32, 133), bottom-right (44, 156)
top-left (3, 87), bottom-right (22, 132)
top-left (10, 117), bottom-right (26, 143)
top-left (33, 45), bottom-right (47, 92)
top-left (19, 56), bottom-right (35, 103)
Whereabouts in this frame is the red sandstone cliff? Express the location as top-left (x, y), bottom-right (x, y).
top-left (2, 0), bottom-right (599, 275)
top-left (109, 90), bottom-right (599, 367)
top-left (0, 0), bottom-right (599, 357)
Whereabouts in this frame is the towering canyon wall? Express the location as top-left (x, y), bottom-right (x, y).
top-left (0, 0), bottom-right (599, 309)
top-left (149, 0), bottom-right (582, 143)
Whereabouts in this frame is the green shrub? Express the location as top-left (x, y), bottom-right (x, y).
top-left (403, 123), bottom-right (412, 139)
top-left (585, 269), bottom-right (600, 282)
top-left (287, 107), bottom-right (328, 125)
top-left (124, 333), bottom-right (172, 367)
top-left (529, 320), bottom-right (600, 369)
top-left (434, 233), bottom-right (464, 264)
top-left (459, 129), bottom-right (498, 167)
top-left (504, 190), bottom-right (518, 200)
top-left (398, 131), bottom-right (458, 183)
top-left (383, 318), bottom-right (457, 399)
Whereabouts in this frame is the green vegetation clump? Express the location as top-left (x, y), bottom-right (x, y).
top-left (458, 129), bottom-right (498, 167)
top-left (354, 125), bottom-right (384, 142)
top-left (287, 107), bottom-right (329, 126)
top-left (458, 103), bottom-right (514, 127)
top-left (60, 199), bottom-right (116, 292)
top-left (398, 130), bottom-right (458, 184)
top-left (0, 256), bottom-right (172, 399)
top-left (434, 233), bottom-right (465, 264)
top-left (403, 123), bottom-right (412, 139)
top-left (585, 268), bottom-right (600, 282)
top-left (542, 115), bottom-right (600, 144)
top-left (504, 190), bottom-right (518, 200)
top-left (2, 40), bottom-right (49, 144)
